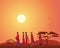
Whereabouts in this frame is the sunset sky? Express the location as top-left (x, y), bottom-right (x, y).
top-left (0, 0), bottom-right (60, 43)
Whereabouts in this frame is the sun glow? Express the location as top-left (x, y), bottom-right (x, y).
top-left (17, 14), bottom-right (26, 23)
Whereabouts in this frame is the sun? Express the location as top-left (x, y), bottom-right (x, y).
top-left (17, 14), bottom-right (26, 23)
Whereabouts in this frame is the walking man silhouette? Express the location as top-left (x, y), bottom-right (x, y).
top-left (15, 32), bottom-right (20, 46)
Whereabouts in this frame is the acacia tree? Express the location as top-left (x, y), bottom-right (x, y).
top-left (43, 31), bottom-right (59, 48)
top-left (43, 34), bottom-right (49, 48)
top-left (49, 31), bottom-right (59, 37)
top-left (37, 31), bottom-right (47, 48)
top-left (37, 31), bottom-right (59, 48)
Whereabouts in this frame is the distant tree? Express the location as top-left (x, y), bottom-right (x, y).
top-left (42, 32), bottom-right (49, 48)
top-left (43, 31), bottom-right (59, 48)
top-left (43, 35), bottom-right (49, 48)
top-left (49, 31), bottom-right (59, 37)
top-left (37, 31), bottom-right (47, 48)
top-left (6, 39), bottom-right (15, 45)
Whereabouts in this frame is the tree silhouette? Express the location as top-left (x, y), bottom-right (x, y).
top-left (43, 31), bottom-right (59, 48)
top-left (42, 32), bottom-right (49, 48)
top-left (49, 31), bottom-right (59, 37)
top-left (6, 39), bottom-right (15, 45)
top-left (37, 31), bottom-right (47, 48)
top-left (43, 35), bottom-right (49, 48)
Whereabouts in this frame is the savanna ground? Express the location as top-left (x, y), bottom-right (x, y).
top-left (0, 44), bottom-right (60, 48)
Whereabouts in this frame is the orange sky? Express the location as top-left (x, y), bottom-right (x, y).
top-left (0, 0), bottom-right (60, 43)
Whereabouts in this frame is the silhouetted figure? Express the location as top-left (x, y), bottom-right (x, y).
top-left (25, 32), bottom-right (29, 45)
top-left (31, 32), bottom-right (34, 45)
top-left (15, 32), bottom-right (20, 46)
top-left (22, 32), bottom-right (25, 45)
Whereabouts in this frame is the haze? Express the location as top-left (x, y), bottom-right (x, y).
top-left (0, 0), bottom-right (60, 43)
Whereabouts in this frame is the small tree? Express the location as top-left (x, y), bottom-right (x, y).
top-left (49, 31), bottom-right (59, 37)
top-left (43, 35), bottom-right (49, 48)
top-left (43, 31), bottom-right (59, 48)
top-left (37, 31), bottom-right (59, 48)
top-left (37, 31), bottom-right (47, 48)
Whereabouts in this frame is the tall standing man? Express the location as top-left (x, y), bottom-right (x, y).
top-left (15, 32), bottom-right (20, 46)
